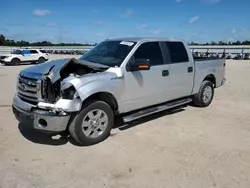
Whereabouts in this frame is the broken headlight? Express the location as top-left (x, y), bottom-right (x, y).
top-left (61, 86), bottom-right (76, 100)
top-left (61, 86), bottom-right (77, 100)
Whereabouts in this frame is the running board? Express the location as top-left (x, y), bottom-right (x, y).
top-left (122, 98), bottom-right (192, 123)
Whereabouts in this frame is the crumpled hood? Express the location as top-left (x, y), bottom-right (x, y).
top-left (20, 58), bottom-right (109, 82)
top-left (21, 58), bottom-right (71, 76)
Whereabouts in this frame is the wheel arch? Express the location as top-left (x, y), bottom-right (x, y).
top-left (38, 56), bottom-right (46, 61)
top-left (11, 57), bottom-right (20, 62)
top-left (9, 57), bottom-right (21, 65)
top-left (203, 74), bottom-right (216, 87)
top-left (81, 92), bottom-right (119, 113)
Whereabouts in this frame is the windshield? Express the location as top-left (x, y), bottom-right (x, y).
top-left (79, 40), bottom-right (136, 67)
top-left (11, 50), bottom-right (22, 54)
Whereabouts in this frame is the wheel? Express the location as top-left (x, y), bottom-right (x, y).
top-left (193, 80), bottom-right (214, 107)
top-left (38, 57), bottom-right (46, 64)
top-left (69, 100), bottom-right (114, 146)
top-left (11, 58), bottom-right (20, 66)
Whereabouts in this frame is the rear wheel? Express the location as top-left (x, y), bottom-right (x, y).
top-left (38, 57), bottom-right (46, 64)
top-left (193, 80), bottom-right (214, 107)
top-left (69, 100), bottom-right (114, 146)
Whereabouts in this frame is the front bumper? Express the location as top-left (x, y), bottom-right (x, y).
top-left (0, 59), bottom-right (10, 63)
top-left (12, 94), bottom-right (70, 132)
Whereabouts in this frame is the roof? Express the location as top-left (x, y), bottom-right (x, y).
top-left (107, 37), bottom-right (185, 43)
top-left (20, 48), bottom-right (44, 51)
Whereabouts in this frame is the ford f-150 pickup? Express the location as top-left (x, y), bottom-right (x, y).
top-left (12, 38), bottom-right (226, 145)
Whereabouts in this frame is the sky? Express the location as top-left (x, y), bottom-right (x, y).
top-left (0, 0), bottom-right (250, 44)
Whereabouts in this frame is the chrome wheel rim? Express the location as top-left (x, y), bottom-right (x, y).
top-left (203, 86), bottom-right (212, 103)
top-left (82, 109), bottom-right (108, 138)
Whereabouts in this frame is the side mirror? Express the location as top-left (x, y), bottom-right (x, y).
top-left (128, 59), bottom-right (151, 72)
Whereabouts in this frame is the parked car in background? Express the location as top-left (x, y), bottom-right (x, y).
top-left (226, 53), bottom-right (232, 59)
top-left (209, 53), bottom-right (220, 58)
top-left (233, 54), bottom-right (243, 60)
top-left (243, 53), bottom-right (249, 60)
top-left (0, 49), bottom-right (49, 65)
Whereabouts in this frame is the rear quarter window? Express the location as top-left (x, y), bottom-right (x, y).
top-left (40, 50), bottom-right (46, 53)
top-left (166, 42), bottom-right (189, 63)
top-left (30, 50), bottom-right (38, 54)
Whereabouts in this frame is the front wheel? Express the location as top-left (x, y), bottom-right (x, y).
top-left (69, 100), bottom-right (114, 146)
top-left (10, 58), bottom-right (20, 66)
top-left (193, 80), bottom-right (214, 107)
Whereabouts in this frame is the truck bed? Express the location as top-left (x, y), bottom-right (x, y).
top-left (193, 56), bottom-right (224, 61)
top-left (192, 57), bottom-right (225, 95)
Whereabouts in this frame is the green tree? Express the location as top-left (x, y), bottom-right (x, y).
top-left (218, 41), bottom-right (227, 45)
top-left (242, 40), bottom-right (250, 45)
top-left (190, 42), bottom-right (199, 45)
top-left (0, 34), bottom-right (6, 45)
top-left (232, 41), bottom-right (241, 45)
top-left (210, 41), bottom-right (217, 45)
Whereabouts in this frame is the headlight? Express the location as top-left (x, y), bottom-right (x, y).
top-left (61, 86), bottom-right (77, 100)
top-left (16, 75), bottom-right (20, 90)
top-left (1, 56), bottom-right (9, 60)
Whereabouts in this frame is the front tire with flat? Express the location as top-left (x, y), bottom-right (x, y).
top-left (193, 80), bottom-right (214, 107)
top-left (69, 100), bottom-right (114, 146)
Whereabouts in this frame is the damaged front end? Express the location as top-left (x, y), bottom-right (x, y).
top-left (13, 58), bottom-right (108, 132)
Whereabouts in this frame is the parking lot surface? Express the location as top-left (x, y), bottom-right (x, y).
top-left (0, 55), bottom-right (250, 188)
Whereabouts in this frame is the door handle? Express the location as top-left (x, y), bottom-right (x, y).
top-left (188, 67), bottom-right (193, 73)
top-left (162, 70), bottom-right (169, 77)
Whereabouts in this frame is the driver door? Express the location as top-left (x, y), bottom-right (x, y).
top-left (120, 42), bottom-right (171, 113)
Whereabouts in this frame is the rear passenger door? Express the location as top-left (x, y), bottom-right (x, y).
top-left (30, 50), bottom-right (40, 61)
top-left (164, 42), bottom-right (194, 100)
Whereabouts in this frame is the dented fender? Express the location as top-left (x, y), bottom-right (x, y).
top-left (61, 70), bottom-right (123, 105)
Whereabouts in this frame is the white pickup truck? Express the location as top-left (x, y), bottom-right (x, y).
top-left (0, 49), bottom-right (49, 65)
top-left (12, 38), bottom-right (226, 145)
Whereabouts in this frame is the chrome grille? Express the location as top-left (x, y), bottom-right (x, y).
top-left (17, 75), bottom-right (43, 104)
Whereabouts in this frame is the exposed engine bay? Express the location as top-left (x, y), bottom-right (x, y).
top-left (41, 58), bottom-right (108, 103)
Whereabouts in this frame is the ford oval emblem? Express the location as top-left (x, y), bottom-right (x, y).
top-left (20, 83), bottom-right (26, 91)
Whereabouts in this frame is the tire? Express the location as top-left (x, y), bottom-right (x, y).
top-left (11, 58), bottom-right (20, 66)
top-left (193, 80), bottom-right (214, 107)
top-left (69, 100), bottom-right (114, 146)
top-left (38, 57), bottom-right (46, 64)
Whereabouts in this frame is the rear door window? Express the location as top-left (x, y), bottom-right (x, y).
top-left (40, 50), bottom-right (46, 53)
top-left (165, 42), bottom-right (189, 63)
top-left (30, 50), bottom-right (38, 54)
